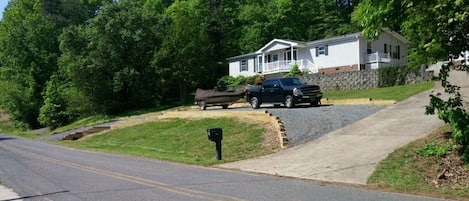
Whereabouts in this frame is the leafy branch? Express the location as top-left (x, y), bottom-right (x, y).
top-left (426, 61), bottom-right (469, 161)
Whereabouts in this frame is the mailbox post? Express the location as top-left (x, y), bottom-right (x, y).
top-left (207, 127), bottom-right (223, 160)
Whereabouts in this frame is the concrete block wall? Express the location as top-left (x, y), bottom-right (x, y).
top-left (300, 69), bottom-right (434, 91)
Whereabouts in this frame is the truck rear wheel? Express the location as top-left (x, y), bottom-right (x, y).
top-left (284, 95), bottom-right (295, 108)
top-left (250, 97), bottom-right (260, 109)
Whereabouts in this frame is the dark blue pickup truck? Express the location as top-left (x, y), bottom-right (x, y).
top-left (245, 77), bottom-right (322, 109)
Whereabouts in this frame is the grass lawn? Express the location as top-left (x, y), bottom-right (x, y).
top-left (323, 82), bottom-right (434, 102)
top-left (0, 123), bottom-right (35, 139)
top-left (58, 117), bottom-right (278, 166)
top-left (368, 125), bottom-right (469, 199)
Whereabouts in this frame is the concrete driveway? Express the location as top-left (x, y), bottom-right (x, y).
top-left (219, 71), bottom-right (468, 185)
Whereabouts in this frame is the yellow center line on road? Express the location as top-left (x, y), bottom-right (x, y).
top-left (1, 143), bottom-right (249, 201)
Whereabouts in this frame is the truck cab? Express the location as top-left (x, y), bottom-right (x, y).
top-left (245, 77), bottom-right (322, 109)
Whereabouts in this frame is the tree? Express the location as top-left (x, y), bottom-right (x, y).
top-left (352, 0), bottom-right (469, 160)
top-left (236, 0), bottom-right (359, 53)
top-left (0, 0), bottom-right (60, 128)
top-left (38, 74), bottom-right (70, 129)
top-left (59, 0), bottom-right (168, 115)
top-left (0, 0), bottom-right (106, 128)
top-left (153, 0), bottom-right (214, 103)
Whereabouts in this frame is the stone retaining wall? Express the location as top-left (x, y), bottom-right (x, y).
top-left (300, 69), bottom-right (434, 91)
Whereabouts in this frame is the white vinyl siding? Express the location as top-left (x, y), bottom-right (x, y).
top-left (311, 38), bottom-right (359, 70)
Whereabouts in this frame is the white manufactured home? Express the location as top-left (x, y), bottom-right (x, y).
top-left (227, 29), bottom-right (408, 77)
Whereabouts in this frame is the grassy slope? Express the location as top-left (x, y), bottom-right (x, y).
top-left (368, 126), bottom-right (469, 199)
top-left (323, 82), bottom-right (434, 102)
top-left (58, 118), bottom-right (277, 166)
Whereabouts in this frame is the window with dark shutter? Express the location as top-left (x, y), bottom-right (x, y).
top-left (325, 45), bottom-right (329, 56)
top-left (317, 46), bottom-right (327, 55)
top-left (240, 60), bottom-right (248, 71)
top-left (367, 41), bottom-right (372, 54)
top-left (397, 46), bottom-right (400, 59)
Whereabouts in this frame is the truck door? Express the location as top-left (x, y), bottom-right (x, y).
top-left (262, 80), bottom-right (282, 103)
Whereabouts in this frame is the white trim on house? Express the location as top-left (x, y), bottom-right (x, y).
top-left (227, 29), bottom-right (409, 77)
top-left (256, 39), bottom-right (307, 53)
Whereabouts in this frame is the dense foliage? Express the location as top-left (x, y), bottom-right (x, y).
top-left (0, 0), bottom-right (359, 129)
top-left (352, 0), bottom-right (469, 161)
top-left (377, 66), bottom-right (409, 87)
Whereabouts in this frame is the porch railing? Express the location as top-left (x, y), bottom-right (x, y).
top-left (367, 52), bottom-right (391, 63)
top-left (263, 60), bottom-right (318, 74)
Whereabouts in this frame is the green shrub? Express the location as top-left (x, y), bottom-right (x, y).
top-left (39, 74), bottom-right (71, 129)
top-left (217, 75), bottom-right (245, 87)
top-left (217, 75), bottom-right (261, 87)
top-left (378, 65), bottom-right (411, 87)
top-left (426, 62), bottom-right (469, 162)
top-left (246, 74), bottom-right (261, 85)
top-left (417, 141), bottom-right (455, 157)
top-left (285, 64), bottom-right (301, 77)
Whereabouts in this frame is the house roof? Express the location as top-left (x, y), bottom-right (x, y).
top-left (307, 29), bottom-right (409, 46)
top-left (306, 32), bottom-right (361, 46)
top-left (256, 39), bottom-right (308, 53)
top-left (382, 28), bottom-right (409, 44)
top-left (226, 52), bottom-right (258, 61)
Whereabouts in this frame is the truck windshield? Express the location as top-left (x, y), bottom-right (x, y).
top-left (280, 78), bottom-right (304, 86)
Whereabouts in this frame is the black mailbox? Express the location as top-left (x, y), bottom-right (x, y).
top-left (207, 127), bottom-right (223, 142)
top-left (207, 127), bottom-right (223, 160)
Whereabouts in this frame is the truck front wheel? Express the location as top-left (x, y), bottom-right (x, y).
top-left (310, 98), bottom-right (321, 106)
top-left (250, 97), bottom-right (260, 109)
top-left (285, 95), bottom-right (295, 108)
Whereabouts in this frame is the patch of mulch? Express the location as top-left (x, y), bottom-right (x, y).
top-left (430, 150), bottom-right (469, 190)
top-left (415, 129), bottom-right (469, 191)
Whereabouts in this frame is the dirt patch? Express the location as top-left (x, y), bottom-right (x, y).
top-left (0, 109), bottom-right (11, 124)
top-left (414, 127), bottom-right (469, 192)
top-left (430, 151), bottom-right (469, 190)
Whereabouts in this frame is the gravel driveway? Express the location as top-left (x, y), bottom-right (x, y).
top-left (264, 105), bottom-right (385, 146)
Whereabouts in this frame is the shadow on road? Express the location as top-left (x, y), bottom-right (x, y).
top-left (0, 136), bottom-right (16, 141)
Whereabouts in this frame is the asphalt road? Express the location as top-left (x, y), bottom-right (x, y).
top-left (0, 134), bottom-right (450, 201)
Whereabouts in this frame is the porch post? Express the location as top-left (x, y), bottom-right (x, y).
top-left (262, 52), bottom-right (265, 73)
top-left (290, 46), bottom-right (294, 65)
